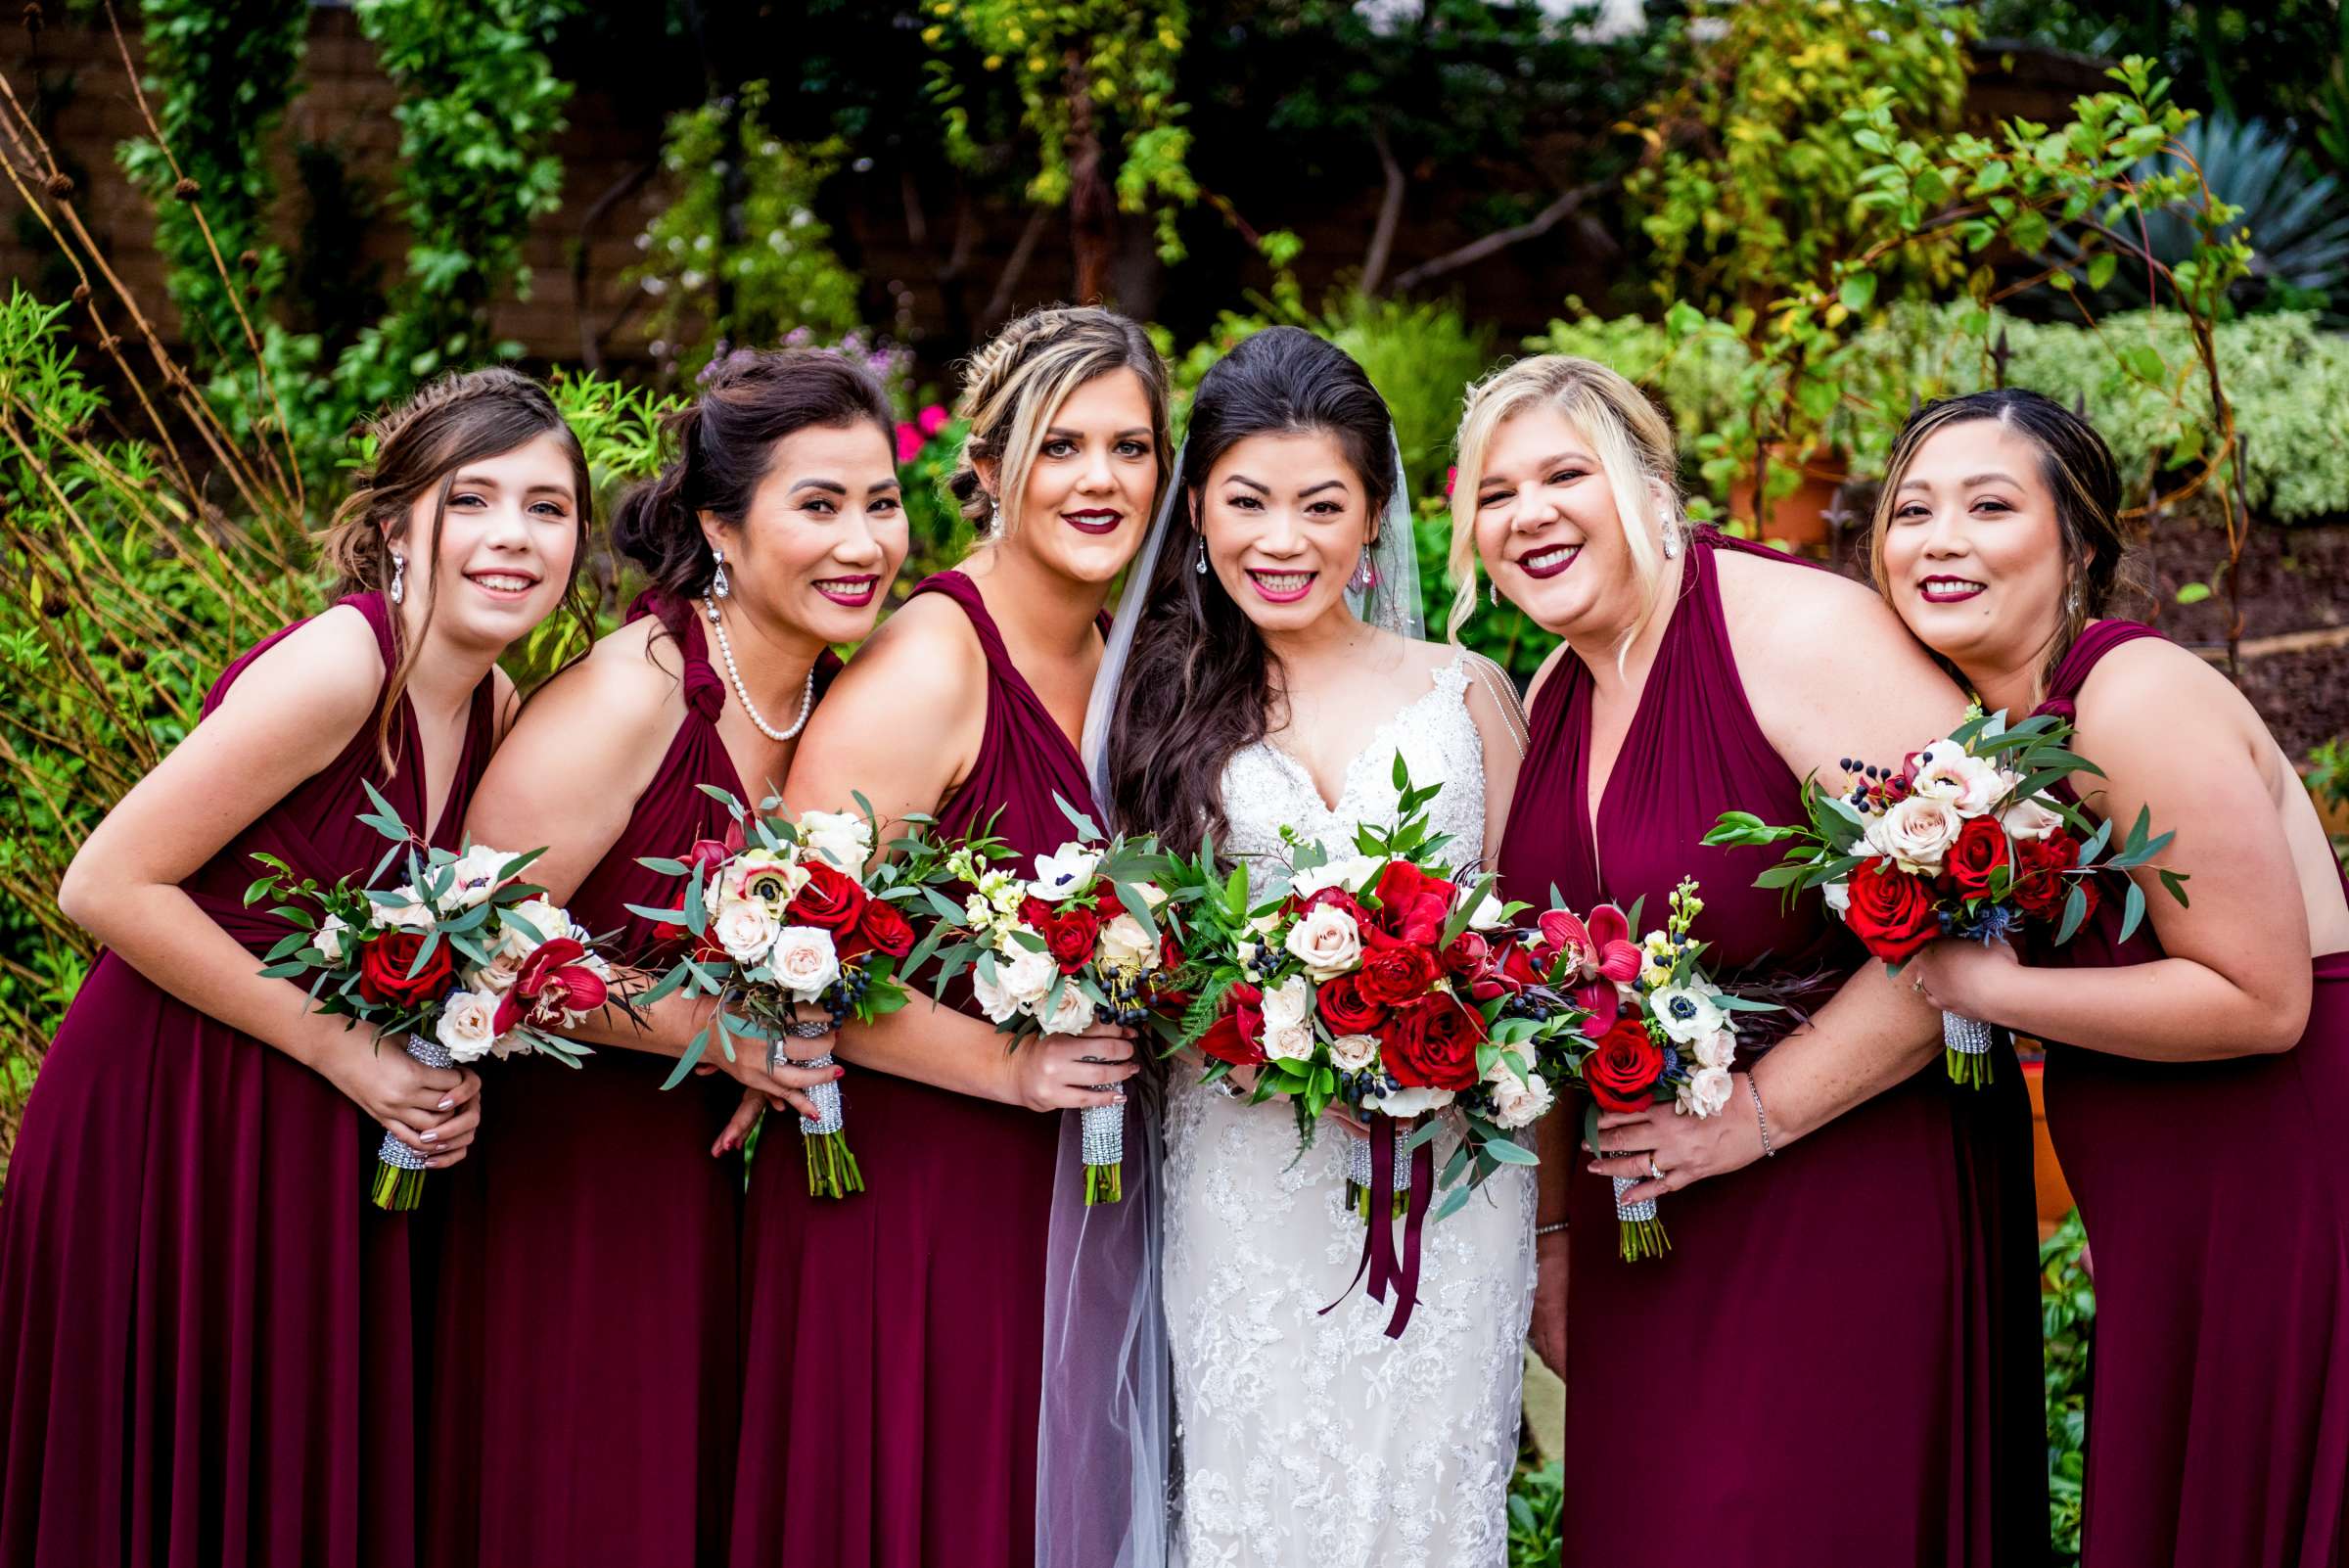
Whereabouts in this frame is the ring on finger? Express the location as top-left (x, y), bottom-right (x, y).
top-left (1647, 1155), bottom-right (1664, 1181)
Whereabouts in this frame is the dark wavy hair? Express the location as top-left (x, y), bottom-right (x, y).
top-left (610, 347), bottom-right (894, 599)
top-left (1106, 326), bottom-right (1399, 849)
top-left (1865, 387), bottom-right (2139, 686)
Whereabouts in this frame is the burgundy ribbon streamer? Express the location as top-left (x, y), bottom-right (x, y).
top-left (1319, 1111), bottom-right (1437, 1339)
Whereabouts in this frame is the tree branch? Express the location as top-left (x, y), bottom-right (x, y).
top-left (1361, 122), bottom-right (1406, 296)
top-left (1389, 179), bottom-right (1607, 294)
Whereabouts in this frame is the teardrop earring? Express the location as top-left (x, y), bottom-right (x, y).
top-left (1194, 536), bottom-right (1209, 576)
top-left (712, 546), bottom-right (731, 601)
top-left (389, 551), bottom-right (405, 606)
top-left (1347, 545), bottom-right (1376, 594)
top-left (1487, 577), bottom-right (1497, 607)
top-left (1660, 514), bottom-right (1683, 561)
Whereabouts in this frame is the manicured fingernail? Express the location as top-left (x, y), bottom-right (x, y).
top-left (421, 1130), bottom-right (438, 1143)
top-left (834, 1068), bottom-right (847, 1080)
top-left (1586, 1162), bottom-right (1600, 1174)
top-left (437, 1097), bottom-right (454, 1110)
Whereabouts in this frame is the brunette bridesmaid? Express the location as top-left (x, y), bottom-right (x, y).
top-left (1459, 356), bottom-right (2048, 1564)
top-left (1890, 390), bottom-right (2349, 1568)
top-left (423, 350), bottom-right (904, 1567)
top-left (0, 369), bottom-right (589, 1568)
top-left (726, 306), bottom-right (1165, 1568)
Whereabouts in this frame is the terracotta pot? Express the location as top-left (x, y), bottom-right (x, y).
top-left (2023, 1054), bottom-right (2075, 1229)
top-left (1726, 444), bottom-right (1848, 552)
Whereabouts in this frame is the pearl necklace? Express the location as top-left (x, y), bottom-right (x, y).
top-left (702, 595), bottom-right (814, 742)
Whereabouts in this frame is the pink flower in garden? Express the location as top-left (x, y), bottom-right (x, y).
top-left (917, 403), bottom-right (950, 438)
top-left (896, 422), bottom-right (924, 465)
top-left (1445, 465), bottom-right (1458, 497)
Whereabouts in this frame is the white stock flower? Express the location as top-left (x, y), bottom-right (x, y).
top-left (434, 990), bottom-right (504, 1063)
top-left (1038, 981), bottom-right (1097, 1037)
top-left (1098, 913), bottom-right (1158, 974)
top-left (770, 926), bottom-right (841, 1002)
top-left (1028, 845), bottom-right (1102, 901)
top-left (1676, 1065), bottom-right (1734, 1119)
top-left (1693, 1027), bottom-right (1738, 1072)
top-left (1367, 1084), bottom-right (1455, 1118)
top-left (1284, 903), bottom-right (1364, 980)
top-left (1650, 980), bottom-right (1728, 1045)
top-left (714, 899), bottom-right (780, 966)
top-left (439, 845), bottom-right (513, 910)
top-left (314, 913), bottom-right (349, 964)
top-left (2001, 794), bottom-right (2064, 843)
top-left (796, 809), bottom-right (873, 872)
top-left (1487, 1066), bottom-right (1556, 1130)
top-left (1289, 854), bottom-right (1380, 900)
top-left (1865, 793), bottom-right (1963, 875)
top-left (1908, 742), bottom-right (2005, 816)
top-left (1328, 1033), bottom-right (1381, 1073)
top-left (995, 943), bottom-right (1059, 1007)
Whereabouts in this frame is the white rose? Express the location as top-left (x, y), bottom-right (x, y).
top-left (1367, 1084), bottom-right (1454, 1118)
top-left (1908, 743), bottom-right (2006, 817)
top-left (1822, 880), bottom-right (1853, 917)
top-left (1283, 904), bottom-right (1364, 981)
top-left (2000, 794), bottom-right (2063, 843)
top-left (1263, 1020), bottom-right (1316, 1063)
top-left (1649, 980), bottom-right (1727, 1045)
top-left (769, 925), bottom-right (841, 1002)
top-left (1693, 1026), bottom-right (1738, 1072)
top-left (1098, 912), bottom-right (1158, 974)
top-left (373, 893), bottom-right (436, 932)
top-left (970, 964), bottom-right (1022, 1025)
top-left (714, 899), bottom-right (780, 965)
top-left (1038, 981), bottom-right (1097, 1037)
top-left (994, 943), bottom-right (1059, 1007)
top-left (1675, 1065), bottom-right (1734, 1120)
top-left (475, 950), bottom-right (525, 994)
top-left (1260, 975), bottom-right (1311, 1034)
top-left (796, 809), bottom-right (873, 872)
top-left (498, 897), bottom-right (570, 957)
top-left (1487, 1068), bottom-right (1556, 1130)
top-left (1028, 844), bottom-right (1101, 901)
top-left (314, 913), bottom-right (348, 963)
top-left (1865, 793), bottom-right (1963, 875)
top-left (1328, 1033), bottom-right (1381, 1073)
top-left (438, 845), bottom-right (513, 910)
top-left (1289, 854), bottom-right (1380, 900)
top-left (434, 990), bottom-right (504, 1063)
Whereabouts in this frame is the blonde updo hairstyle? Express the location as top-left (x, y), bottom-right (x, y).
top-left (1446, 354), bottom-right (1683, 661)
top-left (318, 366), bottom-right (595, 768)
top-left (945, 304), bottom-right (1172, 541)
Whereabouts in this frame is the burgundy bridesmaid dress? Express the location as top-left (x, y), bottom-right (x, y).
top-left (727, 570), bottom-right (1080, 1568)
top-left (1496, 531), bottom-right (2045, 1566)
top-left (424, 591), bottom-right (831, 1567)
top-left (0, 593), bottom-right (491, 1568)
top-left (2033, 621), bottom-right (2349, 1567)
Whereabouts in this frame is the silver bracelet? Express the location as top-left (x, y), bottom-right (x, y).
top-left (1534, 1221), bottom-right (1566, 1239)
top-left (1748, 1073), bottom-right (1775, 1158)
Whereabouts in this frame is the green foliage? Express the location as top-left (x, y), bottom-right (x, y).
top-left (1505, 1457), bottom-right (1563, 1568)
top-left (625, 81), bottom-right (866, 380)
top-left (1321, 294), bottom-right (1499, 501)
top-left (2041, 1209), bottom-right (2095, 1566)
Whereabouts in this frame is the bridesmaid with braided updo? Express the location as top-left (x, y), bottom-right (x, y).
top-left (0, 368), bottom-right (590, 1568)
top-left (424, 350), bottom-right (907, 1568)
top-left (726, 306), bottom-right (1166, 1568)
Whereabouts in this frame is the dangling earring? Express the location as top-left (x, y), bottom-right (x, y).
top-left (1487, 577), bottom-right (1498, 607)
top-left (2065, 579), bottom-right (2084, 623)
top-left (389, 551), bottom-right (405, 606)
top-left (1660, 514), bottom-right (1683, 561)
top-left (1194, 536), bottom-right (1208, 575)
top-left (711, 545), bottom-right (731, 601)
top-left (1347, 544), bottom-right (1376, 593)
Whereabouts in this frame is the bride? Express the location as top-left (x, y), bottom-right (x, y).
top-left (1097, 326), bottom-right (1539, 1566)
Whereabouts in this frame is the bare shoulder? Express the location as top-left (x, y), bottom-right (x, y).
top-left (510, 615), bottom-right (684, 745)
top-left (2072, 632), bottom-right (2259, 751)
top-left (822, 591), bottom-right (988, 715)
top-left (216, 602), bottom-right (385, 730)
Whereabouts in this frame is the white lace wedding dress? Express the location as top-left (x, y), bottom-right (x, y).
top-left (1162, 652), bottom-right (1540, 1568)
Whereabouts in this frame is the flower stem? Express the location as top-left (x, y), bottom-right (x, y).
top-left (1618, 1217), bottom-right (1671, 1263)
top-left (1945, 1046), bottom-right (1995, 1089)
top-left (1085, 1162), bottom-right (1123, 1206)
top-left (370, 1161), bottom-right (427, 1212)
top-left (804, 1130), bottom-right (864, 1199)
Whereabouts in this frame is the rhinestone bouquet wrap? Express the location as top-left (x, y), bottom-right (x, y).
top-left (371, 1037), bottom-right (454, 1210)
top-left (1344, 1123), bottom-right (1412, 1220)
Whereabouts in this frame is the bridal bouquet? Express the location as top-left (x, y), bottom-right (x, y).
top-left (1554, 880), bottom-right (1778, 1261)
top-left (902, 798), bottom-right (1184, 1205)
top-left (633, 788), bottom-right (926, 1198)
top-left (1705, 708), bottom-right (2186, 1086)
top-left (247, 782), bottom-right (613, 1210)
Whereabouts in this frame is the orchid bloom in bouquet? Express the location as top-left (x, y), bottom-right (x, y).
top-left (1706, 707), bottom-right (2187, 1086)
top-left (1551, 880), bottom-right (1779, 1261)
top-left (248, 783), bottom-right (615, 1211)
top-left (632, 788), bottom-right (928, 1199)
top-left (901, 797), bottom-right (1183, 1206)
top-left (1156, 758), bottom-right (1587, 1336)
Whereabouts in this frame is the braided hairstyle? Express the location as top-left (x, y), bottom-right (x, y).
top-left (945, 305), bottom-right (1170, 540)
top-left (319, 366), bottom-right (595, 769)
top-left (609, 347), bottom-right (894, 601)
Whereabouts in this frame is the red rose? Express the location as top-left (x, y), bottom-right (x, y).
top-left (1370, 861), bottom-right (1454, 945)
top-left (1945, 817), bottom-right (2011, 901)
top-left (785, 861), bottom-right (868, 936)
top-left (1093, 886), bottom-right (1126, 920)
top-left (1316, 972), bottom-right (1388, 1034)
top-left (1358, 942), bottom-right (1439, 1008)
top-left (1841, 857), bottom-right (1941, 963)
top-left (493, 937), bottom-right (610, 1034)
top-left (2012, 834), bottom-right (2082, 921)
top-left (1442, 930), bottom-right (1491, 983)
top-left (357, 931), bottom-right (453, 1007)
top-left (1583, 1014), bottom-right (1664, 1112)
top-left (1196, 982), bottom-right (1266, 1068)
top-left (1023, 899), bottom-right (1100, 975)
top-left (1378, 993), bottom-right (1485, 1091)
top-left (855, 898), bottom-right (916, 958)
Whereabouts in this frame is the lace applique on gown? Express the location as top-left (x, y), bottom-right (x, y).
top-left (1161, 653), bottom-right (1539, 1568)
